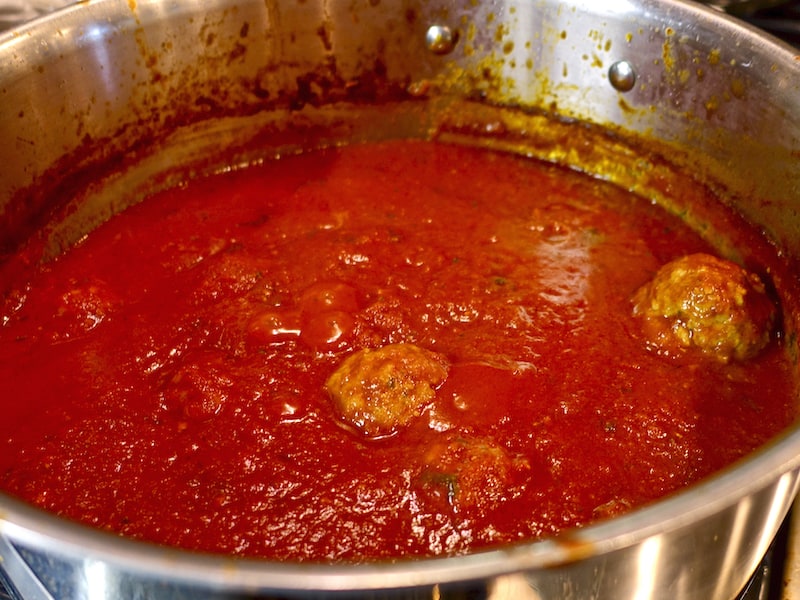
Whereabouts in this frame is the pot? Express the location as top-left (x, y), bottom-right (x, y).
top-left (1, 0), bottom-right (800, 598)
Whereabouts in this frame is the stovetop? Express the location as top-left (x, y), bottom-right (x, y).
top-left (728, 1), bottom-right (800, 46)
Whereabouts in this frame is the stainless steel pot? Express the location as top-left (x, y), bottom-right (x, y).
top-left (2, 0), bottom-right (800, 598)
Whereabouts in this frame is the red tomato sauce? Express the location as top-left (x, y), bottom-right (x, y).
top-left (0, 140), bottom-right (796, 560)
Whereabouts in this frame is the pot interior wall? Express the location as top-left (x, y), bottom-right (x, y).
top-left (1, 0), bottom-right (800, 258)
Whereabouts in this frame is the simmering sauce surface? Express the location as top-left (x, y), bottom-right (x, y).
top-left (0, 140), bottom-right (795, 560)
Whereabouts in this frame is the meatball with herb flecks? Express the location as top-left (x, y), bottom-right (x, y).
top-left (325, 343), bottom-right (449, 438)
top-left (632, 253), bottom-right (776, 362)
top-left (418, 435), bottom-right (526, 513)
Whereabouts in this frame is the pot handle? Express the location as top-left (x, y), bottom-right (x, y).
top-left (0, 533), bottom-right (55, 600)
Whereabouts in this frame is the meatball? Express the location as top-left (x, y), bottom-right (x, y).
top-left (325, 343), bottom-right (449, 438)
top-left (632, 253), bottom-right (776, 362)
top-left (50, 279), bottom-right (118, 341)
top-left (419, 435), bottom-right (524, 512)
top-left (161, 352), bottom-right (234, 420)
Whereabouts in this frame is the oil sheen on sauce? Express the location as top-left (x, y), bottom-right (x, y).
top-left (0, 140), bottom-right (795, 561)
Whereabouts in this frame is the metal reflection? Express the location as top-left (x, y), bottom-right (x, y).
top-left (632, 537), bottom-right (662, 600)
top-left (84, 559), bottom-right (109, 600)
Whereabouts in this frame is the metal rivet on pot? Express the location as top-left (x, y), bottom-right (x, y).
top-left (608, 60), bottom-right (637, 92)
top-left (426, 25), bottom-right (458, 55)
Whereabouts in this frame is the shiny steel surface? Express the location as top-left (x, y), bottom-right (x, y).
top-left (0, 0), bottom-right (800, 598)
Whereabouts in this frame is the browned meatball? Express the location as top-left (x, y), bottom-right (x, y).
top-left (632, 253), bottom-right (775, 362)
top-left (325, 343), bottom-right (449, 438)
top-left (419, 435), bottom-right (524, 512)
